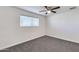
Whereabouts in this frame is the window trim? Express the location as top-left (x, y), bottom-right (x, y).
top-left (20, 15), bottom-right (40, 27)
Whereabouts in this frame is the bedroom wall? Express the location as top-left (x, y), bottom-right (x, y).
top-left (0, 6), bottom-right (46, 50)
top-left (46, 7), bottom-right (79, 43)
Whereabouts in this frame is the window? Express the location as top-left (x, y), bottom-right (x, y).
top-left (20, 16), bottom-right (39, 27)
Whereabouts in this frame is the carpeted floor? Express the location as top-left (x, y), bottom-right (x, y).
top-left (0, 35), bottom-right (79, 52)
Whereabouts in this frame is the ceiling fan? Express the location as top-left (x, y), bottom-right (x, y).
top-left (40, 6), bottom-right (60, 14)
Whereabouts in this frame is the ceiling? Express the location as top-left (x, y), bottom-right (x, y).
top-left (17, 6), bottom-right (78, 16)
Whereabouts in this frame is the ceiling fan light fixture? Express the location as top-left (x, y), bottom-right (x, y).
top-left (47, 10), bottom-right (51, 13)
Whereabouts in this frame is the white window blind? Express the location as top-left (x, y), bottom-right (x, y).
top-left (20, 16), bottom-right (39, 27)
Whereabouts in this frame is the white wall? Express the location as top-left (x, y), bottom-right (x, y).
top-left (46, 8), bottom-right (79, 43)
top-left (0, 7), bottom-right (46, 50)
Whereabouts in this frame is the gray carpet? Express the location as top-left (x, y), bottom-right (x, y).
top-left (1, 35), bottom-right (79, 52)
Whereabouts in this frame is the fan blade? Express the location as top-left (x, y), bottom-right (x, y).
top-left (44, 6), bottom-right (49, 10)
top-left (39, 10), bottom-right (47, 12)
top-left (51, 6), bottom-right (60, 10)
top-left (51, 11), bottom-right (56, 13)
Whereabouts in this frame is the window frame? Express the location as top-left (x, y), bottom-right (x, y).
top-left (20, 15), bottom-right (40, 27)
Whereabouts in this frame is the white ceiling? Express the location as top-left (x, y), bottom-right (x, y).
top-left (17, 6), bottom-right (78, 16)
